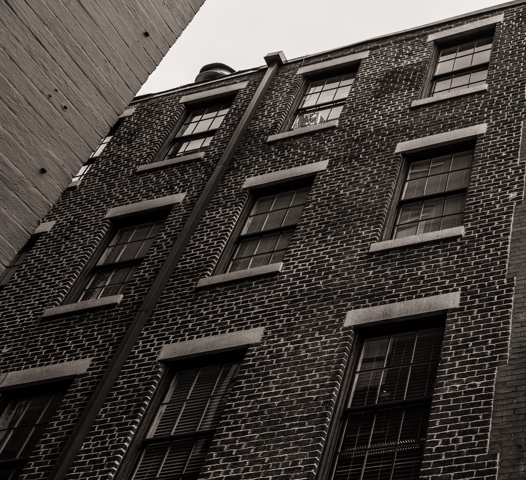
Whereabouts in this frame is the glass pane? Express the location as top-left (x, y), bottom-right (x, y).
top-left (452, 54), bottom-right (473, 71)
top-left (351, 370), bottom-right (383, 407)
top-left (272, 191), bottom-right (295, 211)
top-left (248, 252), bottom-right (273, 268)
top-left (450, 73), bottom-right (470, 89)
top-left (262, 209), bottom-right (287, 231)
top-left (423, 172), bottom-right (448, 196)
top-left (428, 156), bottom-right (451, 176)
top-left (254, 234), bottom-right (280, 255)
top-left (443, 194), bottom-right (465, 216)
top-left (432, 78), bottom-right (452, 94)
top-left (328, 105), bottom-right (344, 121)
top-left (446, 169), bottom-right (470, 191)
top-left (403, 178), bottom-right (427, 199)
top-left (451, 151), bottom-right (473, 170)
top-left (252, 195), bottom-right (276, 215)
top-left (407, 160), bottom-right (430, 180)
top-left (242, 213), bottom-right (269, 235)
top-left (440, 213), bottom-right (463, 230)
top-left (406, 364), bottom-right (436, 399)
top-left (282, 205), bottom-right (305, 227)
top-left (378, 366), bottom-right (411, 402)
top-left (469, 69), bottom-right (488, 85)
top-left (393, 223), bottom-right (418, 239)
top-left (435, 58), bottom-right (455, 75)
top-left (472, 49), bottom-right (491, 66)
top-left (417, 217), bottom-right (442, 234)
top-left (228, 257), bottom-right (252, 272)
top-left (420, 198), bottom-right (444, 220)
top-left (397, 203), bottom-right (423, 226)
top-left (234, 237), bottom-right (260, 259)
top-left (370, 408), bottom-right (404, 445)
top-left (386, 333), bottom-right (415, 367)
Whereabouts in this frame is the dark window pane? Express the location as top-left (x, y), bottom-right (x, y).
top-left (331, 328), bottom-right (442, 480)
top-left (133, 362), bottom-right (240, 480)
top-left (227, 186), bottom-right (311, 273)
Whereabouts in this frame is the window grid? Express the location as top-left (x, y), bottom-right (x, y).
top-left (292, 73), bottom-right (355, 130)
top-left (393, 149), bottom-right (473, 239)
top-left (131, 362), bottom-right (241, 480)
top-left (331, 327), bottom-right (443, 480)
top-left (166, 103), bottom-right (231, 159)
top-left (78, 219), bottom-right (164, 301)
top-left (227, 186), bottom-right (311, 273)
top-left (0, 390), bottom-right (65, 479)
top-left (431, 36), bottom-right (493, 96)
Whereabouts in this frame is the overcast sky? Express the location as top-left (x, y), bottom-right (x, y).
top-left (138, 0), bottom-right (512, 95)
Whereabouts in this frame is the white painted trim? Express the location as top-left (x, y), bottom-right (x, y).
top-left (42, 295), bottom-right (123, 318)
top-left (196, 263), bottom-right (282, 288)
top-left (395, 124), bottom-right (487, 154)
top-left (370, 226), bottom-right (465, 252)
top-left (159, 328), bottom-right (265, 360)
top-left (427, 14), bottom-right (504, 42)
top-left (267, 120), bottom-right (338, 143)
top-left (411, 84), bottom-right (487, 108)
top-left (180, 82), bottom-right (249, 104)
top-left (137, 152), bottom-right (205, 172)
top-left (33, 221), bottom-right (56, 235)
top-left (344, 292), bottom-right (461, 327)
top-left (297, 51), bottom-right (370, 76)
top-left (105, 194), bottom-right (186, 219)
top-left (0, 359), bottom-right (92, 389)
top-left (242, 161), bottom-right (329, 189)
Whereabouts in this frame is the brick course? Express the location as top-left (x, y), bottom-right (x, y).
top-left (1, 2), bottom-right (526, 480)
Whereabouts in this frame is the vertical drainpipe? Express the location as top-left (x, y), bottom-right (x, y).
top-left (47, 51), bottom-right (286, 480)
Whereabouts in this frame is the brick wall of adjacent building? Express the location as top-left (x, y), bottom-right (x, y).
top-left (1, 2), bottom-right (526, 480)
top-left (0, 0), bottom-right (206, 275)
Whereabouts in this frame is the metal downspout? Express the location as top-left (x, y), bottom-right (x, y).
top-left (47, 51), bottom-right (286, 480)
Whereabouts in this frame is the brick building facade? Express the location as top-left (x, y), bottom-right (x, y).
top-left (1, 1), bottom-right (526, 479)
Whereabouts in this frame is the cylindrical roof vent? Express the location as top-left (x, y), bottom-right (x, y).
top-left (195, 63), bottom-right (235, 83)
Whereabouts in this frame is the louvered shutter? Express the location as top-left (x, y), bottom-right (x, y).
top-left (332, 327), bottom-right (442, 480)
top-left (132, 362), bottom-right (240, 480)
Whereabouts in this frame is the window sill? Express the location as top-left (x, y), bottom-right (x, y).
top-left (411, 84), bottom-right (487, 108)
top-left (369, 226), bottom-right (465, 252)
top-left (136, 152), bottom-right (205, 172)
top-left (196, 263), bottom-right (283, 288)
top-left (266, 120), bottom-right (338, 143)
top-left (42, 295), bottom-right (123, 318)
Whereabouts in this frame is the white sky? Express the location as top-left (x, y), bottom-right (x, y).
top-left (138, 0), bottom-right (512, 95)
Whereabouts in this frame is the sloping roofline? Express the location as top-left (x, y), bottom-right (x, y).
top-left (134, 0), bottom-right (524, 103)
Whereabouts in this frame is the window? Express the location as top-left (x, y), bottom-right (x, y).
top-left (292, 72), bottom-right (355, 130)
top-left (77, 218), bottom-right (164, 301)
top-left (330, 326), bottom-right (443, 480)
top-left (393, 145), bottom-right (473, 239)
top-left (224, 183), bottom-right (312, 273)
top-left (430, 34), bottom-right (493, 96)
top-left (130, 359), bottom-right (241, 480)
top-left (0, 386), bottom-right (66, 479)
top-left (0, 238), bottom-right (37, 289)
top-left (165, 102), bottom-right (231, 159)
